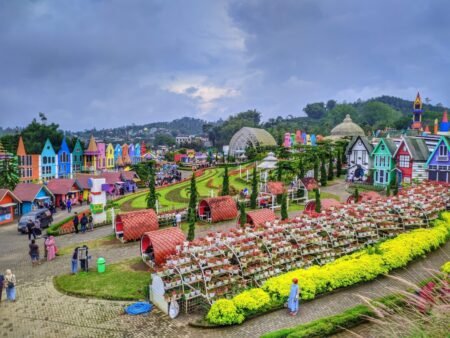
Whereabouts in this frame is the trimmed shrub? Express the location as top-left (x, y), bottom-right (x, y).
top-left (206, 299), bottom-right (244, 325)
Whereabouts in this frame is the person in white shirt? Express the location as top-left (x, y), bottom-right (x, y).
top-left (175, 212), bottom-right (182, 227)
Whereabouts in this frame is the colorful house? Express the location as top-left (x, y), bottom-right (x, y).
top-left (16, 136), bottom-right (40, 183)
top-left (13, 183), bottom-right (54, 214)
top-left (106, 143), bottom-right (115, 169)
top-left (96, 142), bottom-right (106, 171)
top-left (393, 137), bottom-right (429, 184)
top-left (114, 144), bottom-right (123, 167)
top-left (121, 171), bottom-right (140, 192)
top-left (437, 111), bottom-right (449, 136)
top-left (74, 173), bottom-right (100, 202)
top-left (371, 138), bottom-right (397, 186)
top-left (72, 139), bottom-right (84, 173)
top-left (128, 144), bottom-right (135, 165)
top-left (41, 139), bottom-right (58, 181)
top-left (346, 136), bottom-right (373, 182)
top-left (122, 144), bottom-right (131, 166)
top-left (411, 92), bottom-right (423, 130)
top-left (58, 137), bottom-right (72, 178)
top-left (140, 141), bottom-right (147, 157)
top-left (426, 136), bottom-right (450, 183)
top-left (46, 178), bottom-right (82, 207)
top-left (134, 143), bottom-right (141, 164)
top-left (0, 189), bottom-right (21, 224)
top-left (83, 135), bottom-right (99, 172)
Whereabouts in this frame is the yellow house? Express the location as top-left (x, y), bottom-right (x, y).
top-left (106, 143), bottom-right (115, 169)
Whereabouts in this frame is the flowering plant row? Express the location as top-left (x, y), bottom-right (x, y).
top-left (206, 212), bottom-right (450, 325)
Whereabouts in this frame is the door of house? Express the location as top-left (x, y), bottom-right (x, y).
top-left (379, 170), bottom-right (384, 184)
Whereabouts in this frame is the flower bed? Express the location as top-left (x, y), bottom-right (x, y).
top-left (205, 212), bottom-right (450, 325)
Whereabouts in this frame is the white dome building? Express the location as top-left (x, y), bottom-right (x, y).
top-left (329, 114), bottom-right (365, 139)
top-left (229, 127), bottom-right (277, 156)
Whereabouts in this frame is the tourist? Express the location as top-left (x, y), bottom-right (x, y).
top-left (34, 217), bottom-right (41, 238)
top-left (29, 239), bottom-right (40, 266)
top-left (26, 218), bottom-right (36, 240)
top-left (88, 214), bottom-right (94, 232)
top-left (45, 236), bottom-right (57, 261)
top-left (4, 270), bottom-right (16, 302)
top-left (175, 212), bottom-right (182, 227)
top-left (80, 213), bottom-right (88, 233)
top-left (0, 272), bottom-right (4, 303)
top-left (67, 199), bottom-right (72, 213)
top-left (287, 278), bottom-right (300, 316)
top-left (73, 212), bottom-right (79, 234)
top-left (71, 247), bottom-right (79, 274)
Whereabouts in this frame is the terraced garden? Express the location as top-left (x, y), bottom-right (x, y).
top-left (123, 166), bottom-right (252, 212)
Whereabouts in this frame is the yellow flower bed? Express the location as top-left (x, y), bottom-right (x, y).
top-left (206, 212), bottom-right (450, 325)
top-left (441, 261), bottom-right (450, 274)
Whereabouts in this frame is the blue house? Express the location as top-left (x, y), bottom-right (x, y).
top-left (426, 136), bottom-right (450, 183)
top-left (58, 137), bottom-right (72, 178)
top-left (13, 183), bottom-right (54, 214)
top-left (134, 143), bottom-right (141, 164)
top-left (41, 139), bottom-right (58, 181)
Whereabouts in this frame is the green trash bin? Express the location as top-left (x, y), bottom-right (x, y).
top-left (97, 257), bottom-right (106, 273)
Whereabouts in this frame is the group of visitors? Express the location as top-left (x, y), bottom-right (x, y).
top-left (72, 212), bottom-right (94, 234)
top-left (0, 269), bottom-right (16, 303)
top-left (71, 246), bottom-right (89, 274)
top-left (172, 211), bottom-right (182, 227)
top-left (27, 236), bottom-right (58, 266)
top-left (156, 167), bottom-right (182, 186)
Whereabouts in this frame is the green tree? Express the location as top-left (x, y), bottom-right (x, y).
top-left (281, 193), bottom-right (288, 220)
top-left (326, 99), bottom-right (337, 111)
top-left (354, 187), bottom-right (359, 203)
top-left (303, 102), bottom-right (326, 119)
top-left (298, 157), bottom-right (305, 179)
top-left (313, 157), bottom-right (319, 181)
top-left (187, 172), bottom-right (198, 219)
top-left (320, 158), bottom-right (327, 186)
top-left (221, 165), bottom-right (229, 196)
top-left (314, 189), bottom-right (321, 213)
top-left (391, 173), bottom-right (398, 196)
top-left (328, 155), bottom-right (334, 181)
top-left (0, 155), bottom-right (19, 190)
top-left (250, 165), bottom-right (258, 209)
top-left (145, 162), bottom-right (158, 210)
top-left (239, 202), bottom-right (247, 228)
top-left (187, 207), bottom-right (196, 241)
top-left (336, 150), bottom-right (342, 177)
top-left (386, 184), bottom-right (391, 197)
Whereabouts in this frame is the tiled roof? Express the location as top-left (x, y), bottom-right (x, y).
top-left (0, 189), bottom-right (21, 203)
top-left (100, 172), bottom-right (122, 185)
top-left (17, 136), bottom-right (26, 155)
top-left (46, 179), bottom-right (81, 195)
top-left (115, 210), bottom-right (159, 242)
top-left (74, 174), bottom-right (100, 190)
top-left (13, 183), bottom-right (52, 202)
top-left (121, 171), bottom-right (140, 181)
top-left (346, 136), bottom-right (373, 155)
top-left (404, 137), bottom-right (430, 161)
top-left (300, 178), bottom-right (319, 191)
top-left (199, 196), bottom-right (238, 223)
top-left (246, 209), bottom-right (276, 226)
top-left (305, 198), bottom-right (341, 215)
top-left (141, 228), bottom-right (185, 265)
top-left (346, 191), bottom-right (382, 204)
top-left (267, 181), bottom-right (285, 195)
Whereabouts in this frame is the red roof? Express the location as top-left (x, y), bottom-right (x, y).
top-left (346, 191), bottom-right (382, 204)
top-left (0, 189), bottom-right (21, 203)
top-left (115, 210), bottom-right (159, 242)
top-left (198, 196), bottom-right (238, 223)
top-left (301, 178), bottom-right (319, 191)
top-left (305, 198), bottom-right (341, 215)
top-left (140, 228), bottom-right (185, 265)
top-left (13, 183), bottom-right (53, 202)
top-left (246, 209), bottom-right (276, 226)
top-left (100, 172), bottom-right (122, 185)
top-left (267, 181), bottom-right (285, 195)
top-left (46, 179), bottom-right (81, 195)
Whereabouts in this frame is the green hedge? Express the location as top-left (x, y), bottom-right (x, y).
top-left (46, 215), bottom-right (77, 236)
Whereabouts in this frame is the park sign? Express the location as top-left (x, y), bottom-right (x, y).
top-left (90, 203), bottom-right (104, 214)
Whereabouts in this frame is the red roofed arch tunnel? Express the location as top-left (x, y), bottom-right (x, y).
top-left (198, 196), bottom-right (238, 223)
top-left (140, 228), bottom-right (185, 266)
top-left (115, 209), bottom-right (159, 242)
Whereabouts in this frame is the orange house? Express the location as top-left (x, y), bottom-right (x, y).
top-left (0, 189), bottom-right (21, 225)
top-left (17, 136), bottom-right (41, 183)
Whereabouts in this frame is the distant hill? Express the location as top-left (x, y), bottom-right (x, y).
top-left (68, 117), bottom-right (206, 143)
top-left (360, 95), bottom-right (448, 116)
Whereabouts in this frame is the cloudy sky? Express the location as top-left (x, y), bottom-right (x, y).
top-left (1, 0), bottom-right (449, 130)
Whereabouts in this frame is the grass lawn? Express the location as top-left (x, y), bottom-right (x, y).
top-left (56, 234), bottom-right (122, 256)
top-left (53, 257), bottom-right (151, 301)
top-left (308, 190), bottom-right (341, 201)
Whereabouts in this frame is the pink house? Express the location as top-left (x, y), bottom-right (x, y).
top-left (96, 142), bottom-right (106, 171)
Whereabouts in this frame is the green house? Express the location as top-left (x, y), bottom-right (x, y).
top-left (72, 139), bottom-right (84, 173)
top-left (371, 138), bottom-right (397, 186)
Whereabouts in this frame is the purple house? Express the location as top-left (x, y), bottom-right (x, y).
top-left (128, 144), bottom-right (135, 164)
top-left (96, 142), bottom-right (106, 171)
top-left (425, 136), bottom-right (450, 183)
